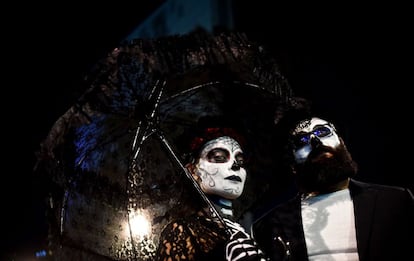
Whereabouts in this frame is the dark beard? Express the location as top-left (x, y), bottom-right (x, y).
top-left (294, 142), bottom-right (358, 194)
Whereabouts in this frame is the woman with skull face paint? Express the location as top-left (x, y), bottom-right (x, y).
top-left (155, 120), bottom-right (266, 261)
top-left (250, 99), bottom-right (414, 261)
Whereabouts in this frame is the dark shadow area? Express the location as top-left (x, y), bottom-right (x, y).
top-left (233, 2), bottom-right (413, 192)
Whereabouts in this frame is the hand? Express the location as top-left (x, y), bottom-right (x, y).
top-left (224, 218), bottom-right (248, 235)
top-left (224, 219), bottom-right (266, 261)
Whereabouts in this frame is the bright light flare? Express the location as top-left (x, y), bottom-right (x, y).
top-left (128, 211), bottom-right (151, 238)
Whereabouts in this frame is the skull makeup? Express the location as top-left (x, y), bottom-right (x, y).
top-left (195, 136), bottom-right (247, 199)
top-left (291, 117), bottom-right (341, 164)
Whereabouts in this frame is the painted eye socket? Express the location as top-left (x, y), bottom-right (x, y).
top-left (206, 149), bottom-right (245, 166)
top-left (207, 148), bottom-right (230, 163)
top-left (235, 152), bottom-right (245, 167)
top-left (293, 125), bottom-right (333, 148)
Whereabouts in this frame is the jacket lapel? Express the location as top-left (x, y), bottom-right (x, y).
top-left (279, 195), bottom-right (309, 260)
top-left (349, 179), bottom-right (377, 260)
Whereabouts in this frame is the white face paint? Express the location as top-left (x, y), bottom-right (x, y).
top-left (195, 136), bottom-right (247, 200)
top-left (292, 117), bottom-right (341, 164)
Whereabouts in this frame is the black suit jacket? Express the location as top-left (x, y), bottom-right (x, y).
top-left (252, 179), bottom-right (414, 261)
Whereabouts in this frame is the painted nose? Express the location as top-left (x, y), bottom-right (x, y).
top-left (310, 134), bottom-right (322, 148)
top-left (231, 160), bottom-right (241, 171)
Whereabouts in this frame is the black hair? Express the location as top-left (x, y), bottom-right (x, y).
top-left (271, 96), bottom-right (314, 174)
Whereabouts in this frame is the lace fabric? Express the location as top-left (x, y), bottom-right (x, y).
top-left (155, 212), bottom-right (229, 261)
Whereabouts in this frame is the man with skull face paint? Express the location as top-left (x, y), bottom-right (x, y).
top-left (251, 112), bottom-right (414, 261)
top-left (155, 124), bottom-right (265, 261)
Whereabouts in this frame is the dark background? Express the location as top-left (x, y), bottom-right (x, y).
top-left (233, 2), bottom-right (412, 189)
top-left (4, 1), bottom-right (412, 259)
